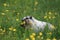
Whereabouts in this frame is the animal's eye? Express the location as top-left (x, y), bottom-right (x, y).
top-left (30, 16), bottom-right (32, 19)
top-left (26, 18), bottom-right (28, 19)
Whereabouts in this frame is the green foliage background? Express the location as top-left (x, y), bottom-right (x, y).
top-left (0, 0), bottom-right (60, 40)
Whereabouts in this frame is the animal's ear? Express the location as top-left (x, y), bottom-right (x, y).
top-left (30, 16), bottom-right (32, 19)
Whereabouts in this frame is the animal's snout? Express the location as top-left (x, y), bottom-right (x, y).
top-left (20, 16), bottom-right (33, 28)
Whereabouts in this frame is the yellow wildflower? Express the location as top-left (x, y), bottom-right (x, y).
top-left (17, 13), bottom-right (19, 15)
top-left (2, 29), bottom-right (6, 33)
top-left (9, 27), bottom-right (13, 31)
top-left (0, 29), bottom-right (3, 31)
top-left (31, 37), bottom-right (35, 40)
top-left (30, 34), bottom-right (35, 40)
top-left (51, 25), bottom-right (55, 29)
top-left (35, 1), bottom-right (38, 6)
top-left (21, 21), bottom-right (25, 25)
top-left (23, 21), bottom-right (25, 24)
top-left (3, 3), bottom-right (7, 6)
top-left (39, 32), bottom-right (43, 36)
top-left (41, 37), bottom-right (43, 39)
top-left (46, 38), bottom-right (51, 40)
top-left (48, 12), bottom-right (52, 15)
top-left (49, 16), bottom-right (51, 19)
top-left (44, 16), bottom-right (47, 19)
top-left (32, 33), bottom-right (36, 36)
top-left (1, 13), bottom-right (5, 15)
top-left (30, 35), bottom-right (34, 38)
top-left (5, 10), bottom-right (9, 12)
top-left (16, 18), bottom-right (19, 21)
top-left (53, 38), bottom-right (57, 40)
top-left (37, 36), bottom-right (40, 38)
top-left (13, 28), bottom-right (16, 32)
top-left (25, 38), bottom-right (30, 40)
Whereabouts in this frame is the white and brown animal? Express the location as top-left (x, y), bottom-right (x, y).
top-left (20, 16), bottom-right (55, 32)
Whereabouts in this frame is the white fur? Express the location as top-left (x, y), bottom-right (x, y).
top-left (29, 17), bottom-right (53, 32)
top-left (22, 16), bottom-right (54, 32)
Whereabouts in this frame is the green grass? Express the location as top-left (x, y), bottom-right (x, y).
top-left (0, 0), bottom-right (60, 40)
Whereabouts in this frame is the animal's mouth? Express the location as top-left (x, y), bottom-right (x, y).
top-left (20, 20), bottom-right (31, 28)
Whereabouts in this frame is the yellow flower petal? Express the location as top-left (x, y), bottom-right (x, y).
top-left (13, 28), bottom-right (16, 32)
top-left (39, 32), bottom-right (43, 36)
top-left (0, 29), bottom-right (3, 31)
top-left (1, 13), bottom-right (5, 15)
top-left (31, 38), bottom-right (35, 40)
top-left (5, 10), bottom-right (9, 12)
top-left (53, 38), bottom-right (57, 40)
top-left (44, 16), bottom-right (47, 19)
top-left (37, 36), bottom-right (40, 38)
top-left (3, 3), bottom-right (7, 6)
top-left (32, 33), bottom-right (36, 36)
top-left (17, 13), bottom-right (20, 15)
top-left (23, 21), bottom-right (25, 24)
top-left (30, 35), bottom-right (34, 38)
top-left (25, 38), bottom-right (30, 40)
top-left (21, 21), bottom-right (25, 25)
top-left (31, 37), bottom-right (35, 40)
top-left (9, 27), bottom-right (13, 31)
top-left (46, 38), bottom-right (51, 40)
top-left (49, 12), bottom-right (52, 15)
top-left (3, 29), bottom-right (6, 32)
top-left (41, 37), bottom-right (43, 39)
top-left (49, 16), bottom-right (51, 19)
top-left (16, 18), bottom-right (19, 21)
top-left (35, 1), bottom-right (38, 6)
top-left (51, 25), bottom-right (55, 29)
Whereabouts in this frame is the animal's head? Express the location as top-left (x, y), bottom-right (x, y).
top-left (20, 16), bottom-right (34, 28)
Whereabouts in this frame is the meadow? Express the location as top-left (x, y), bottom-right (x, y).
top-left (0, 0), bottom-right (60, 40)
